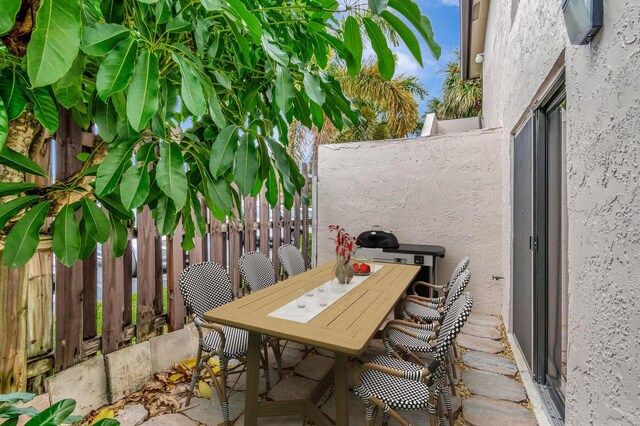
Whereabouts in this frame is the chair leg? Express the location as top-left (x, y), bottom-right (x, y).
top-left (185, 345), bottom-right (203, 407)
top-left (272, 339), bottom-right (283, 378)
top-left (219, 356), bottom-right (230, 426)
top-left (262, 344), bottom-right (271, 391)
top-left (441, 387), bottom-right (453, 425)
top-left (428, 393), bottom-right (437, 426)
top-left (365, 402), bottom-right (377, 426)
top-left (382, 411), bottom-right (390, 426)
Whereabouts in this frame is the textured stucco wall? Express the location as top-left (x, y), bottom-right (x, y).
top-left (483, 0), bottom-right (568, 328)
top-left (483, 0), bottom-right (640, 423)
top-left (564, 3), bottom-right (640, 424)
top-left (316, 129), bottom-right (504, 316)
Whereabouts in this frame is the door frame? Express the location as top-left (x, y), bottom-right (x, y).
top-left (533, 76), bottom-right (566, 418)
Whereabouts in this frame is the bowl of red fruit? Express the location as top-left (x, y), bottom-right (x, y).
top-left (353, 261), bottom-right (372, 276)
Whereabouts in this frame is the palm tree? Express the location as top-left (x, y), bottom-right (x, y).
top-left (288, 60), bottom-right (428, 166)
top-left (428, 51), bottom-right (483, 119)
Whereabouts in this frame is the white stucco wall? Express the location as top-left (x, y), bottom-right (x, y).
top-left (482, 0), bottom-right (640, 423)
top-left (315, 129), bottom-right (504, 316)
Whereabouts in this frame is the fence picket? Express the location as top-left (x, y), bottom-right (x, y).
top-left (259, 190), bottom-right (270, 256)
top-left (54, 108), bottom-right (84, 371)
top-left (167, 221), bottom-right (186, 331)
top-left (244, 196), bottom-right (257, 253)
top-left (101, 235), bottom-right (126, 354)
top-left (301, 163), bottom-right (310, 268)
top-left (136, 207), bottom-right (159, 342)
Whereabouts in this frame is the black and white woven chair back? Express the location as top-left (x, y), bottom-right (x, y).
top-left (179, 262), bottom-right (234, 320)
top-left (449, 256), bottom-right (470, 285)
top-left (239, 251), bottom-right (276, 292)
top-left (443, 270), bottom-right (471, 312)
top-left (278, 244), bottom-right (306, 277)
top-left (435, 292), bottom-right (473, 362)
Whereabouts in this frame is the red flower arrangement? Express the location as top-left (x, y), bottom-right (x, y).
top-left (329, 225), bottom-right (355, 264)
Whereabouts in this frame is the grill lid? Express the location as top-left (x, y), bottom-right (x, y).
top-left (356, 226), bottom-right (399, 249)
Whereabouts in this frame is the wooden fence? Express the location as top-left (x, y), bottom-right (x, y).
top-left (0, 113), bottom-right (312, 393)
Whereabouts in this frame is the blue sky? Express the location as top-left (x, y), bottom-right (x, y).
top-left (384, 0), bottom-right (461, 113)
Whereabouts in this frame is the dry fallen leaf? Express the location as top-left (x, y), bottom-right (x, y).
top-left (168, 373), bottom-right (184, 382)
top-left (91, 408), bottom-right (114, 424)
top-left (198, 380), bottom-right (214, 400)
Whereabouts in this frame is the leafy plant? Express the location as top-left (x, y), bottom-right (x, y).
top-left (427, 50), bottom-right (483, 119)
top-left (0, 0), bottom-right (440, 268)
top-left (0, 392), bottom-right (117, 425)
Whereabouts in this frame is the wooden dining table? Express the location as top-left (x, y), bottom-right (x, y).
top-left (203, 261), bottom-right (420, 425)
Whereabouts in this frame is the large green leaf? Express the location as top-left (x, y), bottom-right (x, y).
top-left (0, 70), bottom-right (28, 120)
top-left (3, 201), bottom-right (50, 268)
top-left (234, 134), bottom-right (259, 196)
top-left (265, 167), bottom-right (278, 207)
top-left (207, 91), bottom-right (226, 129)
top-left (224, 0), bottom-right (262, 42)
top-left (28, 87), bottom-right (59, 132)
top-left (0, 182), bottom-right (39, 198)
top-left (96, 37), bottom-right (138, 100)
top-left (381, 11), bottom-right (422, 66)
top-left (95, 140), bottom-right (136, 196)
top-left (209, 125), bottom-right (238, 178)
top-left (78, 218), bottom-right (97, 260)
top-left (0, 147), bottom-right (47, 177)
top-left (0, 97), bottom-right (7, 152)
top-left (0, 196), bottom-right (39, 231)
top-left (204, 176), bottom-right (233, 213)
top-left (171, 53), bottom-right (206, 116)
top-left (157, 141), bottom-right (188, 209)
top-left (24, 399), bottom-right (75, 426)
top-left (262, 34), bottom-right (288, 66)
top-left (81, 23), bottom-right (129, 56)
top-left (52, 204), bottom-right (81, 267)
top-left (94, 99), bottom-right (118, 143)
top-left (108, 215), bottom-right (128, 256)
top-left (363, 18), bottom-right (395, 80)
top-left (274, 65), bottom-right (294, 114)
top-left (0, 0), bottom-right (21, 35)
top-left (343, 16), bottom-right (362, 77)
top-left (154, 196), bottom-right (179, 236)
top-left (26, 0), bottom-right (83, 87)
top-left (302, 71), bottom-right (325, 106)
top-left (0, 393), bottom-right (35, 404)
top-left (126, 50), bottom-right (159, 131)
top-left (120, 166), bottom-right (150, 210)
top-left (81, 197), bottom-right (110, 243)
top-left (388, 0), bottom-right (441, 59)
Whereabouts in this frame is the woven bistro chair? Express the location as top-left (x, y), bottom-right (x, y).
top-left (389, 270), bottom-right (472, 418)
top-left (238, 251), bottom-right (284, 375)
top-left (403, 258), bottom-right (470, 324)
top-left (354, 292), bottom-right (473, 426)
top-left (278, 244), bottom-right (306, 277)
top-left (406, 256), bottom-right (469, 303)
top-left (179, 262), bottom-right (272, 426)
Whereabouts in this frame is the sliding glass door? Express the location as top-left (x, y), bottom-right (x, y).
top-left (512, 80), bottom-right (568, 420)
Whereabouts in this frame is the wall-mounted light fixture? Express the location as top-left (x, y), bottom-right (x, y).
top-left (475, 53), bottom-right (485, 64)
top-left (562, 0), bottom-right (603, 45)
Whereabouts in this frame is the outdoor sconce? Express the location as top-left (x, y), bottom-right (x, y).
top-left (562, 0), bottom-right (603, 45)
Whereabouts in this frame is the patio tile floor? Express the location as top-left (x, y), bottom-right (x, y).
top-left (102, 314), bottom-right (537, 425)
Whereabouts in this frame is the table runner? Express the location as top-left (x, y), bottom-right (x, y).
top-left (268, 264), bottom-right (384, 323)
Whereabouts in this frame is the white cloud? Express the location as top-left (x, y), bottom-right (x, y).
top-left (394, 51), bottom-right (421, 76)
top-left (438, 0), bottom-right (459, 5)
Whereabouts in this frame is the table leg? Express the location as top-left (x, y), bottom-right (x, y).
top-left (245, 331), bottom-right (262, 426)
top-left (334, 352), bottom-right (349, 425)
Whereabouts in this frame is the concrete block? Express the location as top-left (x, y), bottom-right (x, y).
top-left (105, 341), bottom-right (153, 402)
top-left (45, 355), bottom-right (108, 416)
top-left (149, 328), bottom-right (199, 373)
